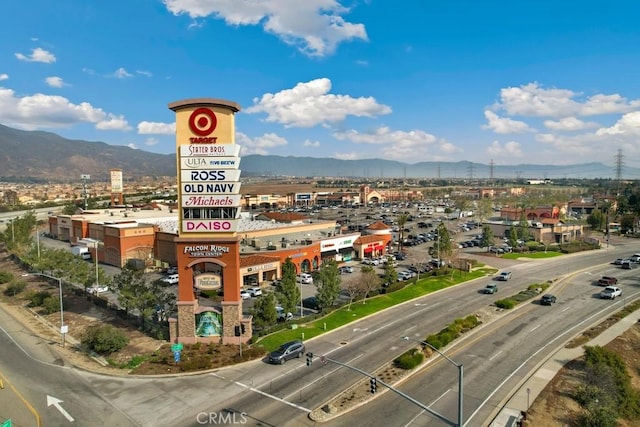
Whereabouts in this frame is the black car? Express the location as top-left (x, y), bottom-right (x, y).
top-left (268, 340), bottom-right (306, 364)
top-left (302, 296), bottom-right (322, 311)
top-left (541, 294), bottom-right (557, 305)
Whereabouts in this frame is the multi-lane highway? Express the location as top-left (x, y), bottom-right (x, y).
top-left (1, 240), bottom-right (639, 426)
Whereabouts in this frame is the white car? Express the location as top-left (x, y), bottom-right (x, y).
top-left (296, 273), bottom-right (313, 284)
top-left (600, 286), bottom-right (622, 299)
top-left (248, 287), bottom-right (263, 297)
top-left (161, 274), bottom-right (179, 285)
top-left (86, 285), bottom-right (109, 294)
top-left (240, 290), bottom-right (251, 300)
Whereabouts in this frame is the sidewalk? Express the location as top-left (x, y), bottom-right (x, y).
top-left (488, 308), bottom-right (640, 427)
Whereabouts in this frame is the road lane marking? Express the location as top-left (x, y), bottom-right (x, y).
top-left (0, 368), bottom-right (41, 426)
top-left (561, 306), bottom-right (571, 312)
top-left (489, 350), bottom-right (503, 361)
top-left (231, 380), bottom-right (311, 413)
top-left (529, 325), bottom-right (540, 332)
top-left (430, 388), bottom-right (451, 406)
top-left (47, 395), bottom-right (74, 422)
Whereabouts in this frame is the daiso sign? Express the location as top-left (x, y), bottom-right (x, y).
top-left (183, 219), bottom-right (239, 233)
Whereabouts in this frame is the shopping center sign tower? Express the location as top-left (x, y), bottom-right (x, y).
top-left (168, 98), bottom-right (250, 344)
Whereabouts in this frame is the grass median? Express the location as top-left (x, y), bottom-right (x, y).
top-left (256, 267), bottom-right (494, 351)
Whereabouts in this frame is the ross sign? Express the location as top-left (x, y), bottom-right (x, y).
top-left (181, 182), bottom-right (241, 194)
top-left (181, 157), bottom-right (240, 169)
top-left (180, 144), bottom-right (241, 157)
top-left (182, 219), bottom-right (239, 233)
top-left (180, 169), bottom-right (241, 183)
top-left (181, 194), bottom-right (242, 207)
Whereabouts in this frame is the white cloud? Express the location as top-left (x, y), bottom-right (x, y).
top-left (596, 111), bottom-right (640, 137)
top-left (486, 140), bottom-right (523, 157)
top-left (334, 152), bottom-right (359, 160)
top-left (113, 67), bottom-right (133, 78)
top-left (45, 76), bottom-right (66, 88)
top-left (128, 143), bottom-right (138, 149)
top-left (144, 137), bottom-right (159, 146)
top-left (15, 47), bottom-right (56, 63)
top-left (303, 139), bottom-right (320, 147)
top-left (246, 78), bottom-right (391, 127)
top-left (137, 121), bottom-right (176, 134)
top-left (96, 115), bottom-right (132, 131)
top-left (136, 70), bottom-right (153, 77)
top-left (0, 87), bottom-right (128, 131)
top-left (0, 73), bottom-right (8, 81)
top-left (482, 110), bottom-right (532, 134)
top-left (543, 117), bottom-right (599, 131)
top-left (163, 0), bottom-right (368, 57)
top-left (237, 131), bottom-right (287, 155)
top-left (495, 82), bottom-right (640, 117)
top-left (333, 126), bottom-right (437, 145)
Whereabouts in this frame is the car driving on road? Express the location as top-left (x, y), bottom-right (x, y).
top-left (483, 283), bottom-right (499, 294)
top-left (540, 294), bottom-right (557, 305)
top-left (496, 271), bottom-right (512, 281)
top-left (268, 340), bottom-right (305, 364)
top-left (600, 286), bottom-right (622, 299)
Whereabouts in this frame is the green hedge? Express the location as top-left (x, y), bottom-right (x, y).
top-left (394, 348), bottom-right (424, 369)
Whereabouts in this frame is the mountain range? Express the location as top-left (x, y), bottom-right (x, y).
top-left (0, 124), bottom-right (634, 182)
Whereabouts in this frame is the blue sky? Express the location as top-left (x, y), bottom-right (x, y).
top-left (1, 1), bottom-right (640, 168)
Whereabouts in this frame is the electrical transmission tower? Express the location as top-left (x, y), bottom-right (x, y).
top-left (614, 149), bottom-right (624, 192)
top-left (489, 159), bottom-right (495, 182)
top-left (466, 162), bottom-right (475, 180)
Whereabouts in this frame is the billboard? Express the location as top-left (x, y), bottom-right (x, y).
top-left (110, 169), bottom-right (123, 193)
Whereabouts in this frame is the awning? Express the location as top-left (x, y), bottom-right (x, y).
top-left (364, 247), bottom-right (373, 253)
top-left (374, 244), bottom-right (385, 250)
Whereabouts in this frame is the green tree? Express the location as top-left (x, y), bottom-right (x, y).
top-left (380, 261), bottom-right (397, 285)
top-left (276, 258), bottom-right (300, 315)
top-left (250, 292), bottom-right (277, 328)
top-left (479, 225), bottom-right (494, 249)
top-left (110, 266), bottom-right (149, 316)
top-left (507, 224), bottom-right (518, 248)
top-left (61, 202), bottom-right (80, 215)
top-left (434, 223), bottom-right (452, 259)
top-left (587, 209), bottom-right (605, 232)
top-left (517, 213), bottom-right (531, 242)
top-left (315, 261), bottom-right (341, 312)
top-left (0, 211), bottom-right (37, 252)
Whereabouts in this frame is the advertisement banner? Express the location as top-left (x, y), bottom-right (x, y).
top-left (182, 219), bottom-right (239, 233)
top-left (180, 169), bottom-right (241, 183)
top-left (181, 182), bottom-right (241, 195)
top-left (181, 157), bottom-right (240, 170)
top-left (181, 194), bottom-right (242, 207)
top-left (179, 144), bottom-right (241, 157)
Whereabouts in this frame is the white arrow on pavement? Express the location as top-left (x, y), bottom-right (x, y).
top-left (47, 395), bottom-right (75, 422)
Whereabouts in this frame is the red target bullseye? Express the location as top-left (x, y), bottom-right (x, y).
top-left (189, 108), bottom-right (217, 136)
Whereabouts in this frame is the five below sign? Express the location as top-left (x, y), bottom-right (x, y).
top-left (180, 169), bottom-right (241, 182)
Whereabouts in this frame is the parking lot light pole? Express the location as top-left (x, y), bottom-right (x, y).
top-left (403, 336), bottom-right (463, 427)
top-left (22, 273), bottom-right (66, 347)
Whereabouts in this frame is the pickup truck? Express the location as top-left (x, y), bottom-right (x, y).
top-left (597, 276), bottom-right (618, 286)
top-left (600, 286), bottom-right (622, 299)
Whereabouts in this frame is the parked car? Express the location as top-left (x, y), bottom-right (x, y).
top-left (165, 266), bottom-right (178, 275)
top-left (598, 276), bottom-right (618, 286)
top-left (302, 296), bottom-right (322, 311)
top-left (240, 290), bottom-right (251, 300)
top-left (540, 294), bottom-right (557, 305)
top-left (496, 271), bottom-right (512, 281)
top-left (160, 274), bottom-right (179, 285)
top-left (247, 287), bottom-right (263, 297)
top-left (276, 306), bottom-right (293, 322)
top-left (612, 258), bottom-right (626, 265)
top-left (86, 285), bottom-right (109, 294)
top-left (338, 266), bottom-right (354, 274)
top-left (600, 286), bottom-right (622, 299)
top-left (483, 283), bottom-right (499, 294)
top-left (362, 258), bottom-right (380, 266)
top-left (296, 273), bottom-right (313, 284)
top-left (268, 340), bottom-right (306, 364)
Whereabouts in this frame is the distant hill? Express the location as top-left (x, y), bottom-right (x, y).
top-left (0, 124), bottom-right (633, 181)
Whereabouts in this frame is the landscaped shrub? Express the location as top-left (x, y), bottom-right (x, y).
top-left (179, 354), bottom-right (212, 371)
top-left (384, 281), bottom-right (406, 293)
top-left (438, 331), bottom-right (453, 347)
top-left (81, 324), bottom-right (129, 355)
top-left (4, 280), bottom-right (26, 296)
top-left (27, 290), bottom-right (51, 307)
top-left (394, 348), bottom-right (424, 370)
top-left (495, 299), bottom-right (516, 309)
top-left (42, 296), bottom-right (61, 314)
top-left (425, 334), bottom-right (441, 349)
top-left (0, 271), bottom-right (13, 284)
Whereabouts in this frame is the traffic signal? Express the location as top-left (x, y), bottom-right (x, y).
top-left (234, 325), bottom-right (241, 337)
top-left (240, 324), bottom-right (246, 335)
top-left (370, 377), bottom-right (377, 394)
top-left (306, 352), bottom-right (313, 366)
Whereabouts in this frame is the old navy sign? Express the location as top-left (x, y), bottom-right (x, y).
top-left (181, 194), bottom-right (242, 207)
top-left (181, 181), bottom-right (241, 194)
top-left (181, 156), bottom-right (240, 169)
top-left (182, 219), bottom-right (239, 233)
top-left (180, 144), bottom-right (241, 157)
top-left (180, 169), bottom-right (241, 182)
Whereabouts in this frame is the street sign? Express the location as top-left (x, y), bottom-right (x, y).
top-left (1, 419), bottom-right (12, 427)
top-left (174, 351), bottom-right (181, 363)
top-left (171, 343), bottom-right (183, 352)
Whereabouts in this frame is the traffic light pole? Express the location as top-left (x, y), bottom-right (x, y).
top-left (316, 355), bottom-right (457, 427)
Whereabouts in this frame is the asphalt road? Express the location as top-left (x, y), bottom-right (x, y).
top-left (1, 231), bottom-right (638, 426)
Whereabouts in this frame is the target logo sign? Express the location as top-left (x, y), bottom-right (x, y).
top-left (189, 108), bottom-right (218, 136)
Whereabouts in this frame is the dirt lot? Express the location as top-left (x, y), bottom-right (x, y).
top-left (525, 319), bottom-right (640, 426)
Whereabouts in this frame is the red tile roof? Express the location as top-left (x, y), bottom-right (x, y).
top-left (239, 255), bottom-right (281, 267)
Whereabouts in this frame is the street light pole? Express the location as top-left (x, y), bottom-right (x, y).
top-left (403, 336), bottom-right (463, 427)
top-left (22, 273), bottom-right (66, 347)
